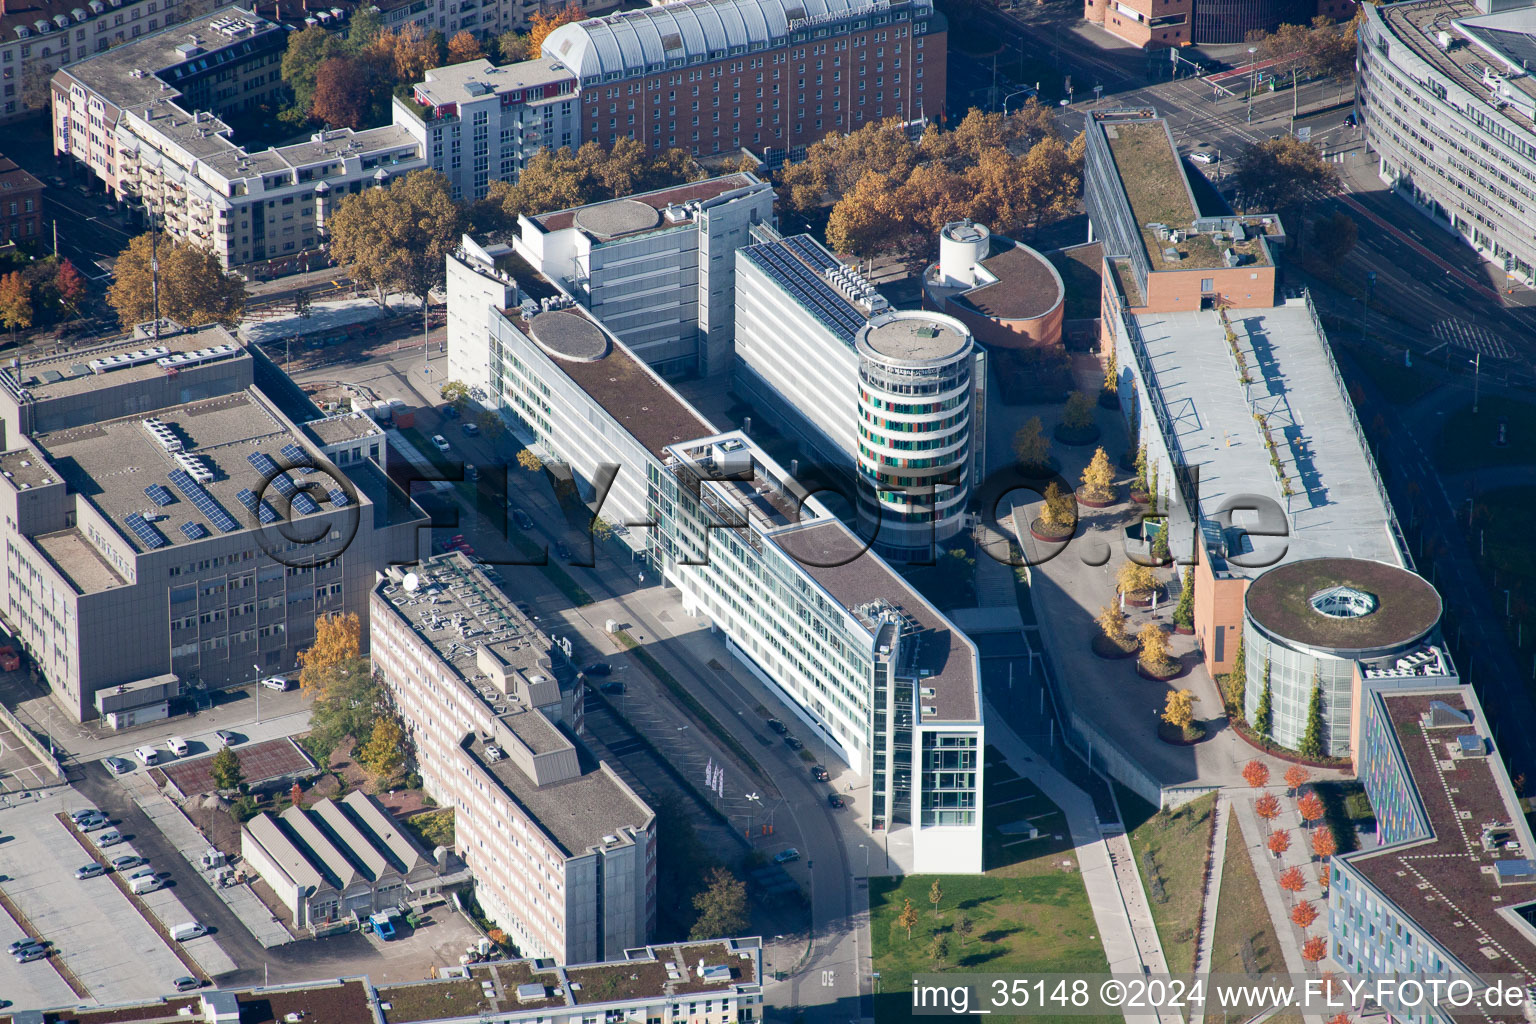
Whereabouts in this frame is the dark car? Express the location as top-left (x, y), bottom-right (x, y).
top-left (599, 681), bottom-right (627, 695)
top-left (442, 404), bottom-right (460, 419)
top-left (810, 765), bottom-right (829, 782)
top-left (512, 510), bottom-right (535, 531)
top-left (462, 422), bottom-right (480, 436)
top-left (1343, 112), bottom-right (1358, 127)
top-left (7, 938), bottom-right (43, 955)
top-left (554, 542), bottom-right (573, 561)
top-left (766, 719), bottom-right (787, 735)
top-left (827, 793), bottom-right (845, 809)
top-left (784, 735), bottom-right (804, 751)
top-left (584, 663), bottom-right (613, 676)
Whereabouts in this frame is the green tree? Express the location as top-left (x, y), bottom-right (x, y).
top-left (1300, 677), bottom-right (1326, 757)
top-left (1229, 633), bottom-right (1247, 713)
top-left (689, 866), bottom-right (749, 940)
top-left (928, 878), bottom-right (944, 918)
top-left (897, 897), bottom-right (919, 941)
top-left (956, 914), bottom-right (974, 947)
top-left (1133, 443), bottom-right (1149, 495)
top-left (0, 271), bottom-right (33, 346)
top-left (1062, 390), bottom-right (1096, 432)
top-left (475, 408), bottom-right (505, 439)
top-left (440, 379), bottom-right (470, 410)
top-left (328, 170), bottom-right (460, 313)
top-left (280, 25), bottom-right (347, 119)
top-left (1254, 658), bottom-right (1274, 739)
top-left (1173, 566), bottom-right (1195, 630)
top-left (1231, 135), bottom-right (1339, 212)
top-left (1313, 210), bottom-right (1359, 268)
top-left (1012, 416), bottom-right (1050, 471)
top-left (359, 715), bottom-right (408, 780)
top-left (106, 233), bottom-right (246, 331)
top-left (496, 29), bottom-right (530, 62)
top-left (210, 746), bottom-right (244, 791)
top-left (927, 933), bottom-right (950, 967)
top-left (346, 5), bottom-right (385, 49)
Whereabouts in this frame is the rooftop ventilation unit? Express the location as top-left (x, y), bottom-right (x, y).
top-left (174, 451), bottom-right (214, 483)
top-left (143, 417), bottom-right (183, 452)
top-left (485, 745), bottom-right (504, 761)
top-left (90, 346), bottom-right (170, 374)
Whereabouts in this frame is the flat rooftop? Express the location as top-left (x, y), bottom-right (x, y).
top-left (0, 326), bottom-right (250, 401)
top-left (463, 732), bottom-right (650, 858)
top-left (860, 312), bottom-right (969, 363)
top-left (0, 446), bottom-right (61, 490)
top-left (1245, 557), bottom-right (1441, 652)
top-left (306, 410), bottom-right (384, 446)
top-left (1348, 689), bottom-right (1536, 994)
top-left (32, 528), bottom-right (129, 595)
top-left (412, 56), bottom-right (575, 109)
top-left (1101, 118), bottom-right (1271, 271)
top-left (375, 939), bottom-right (761, 1023)
top-left (1131, 300), bottom-right (1403, 574)
top-left (958, 239), bottom-right (1065, 321)
top-left (773, 519), bottom-right (979, 723)
top-left (740, 233), bottom-right (870, 346)
top-left (1380, 0), bottom-right (1536, 133)
top-left (32, 390), bottom-right (342, 553)
top-left (532, 173), bottom-right (760, 235)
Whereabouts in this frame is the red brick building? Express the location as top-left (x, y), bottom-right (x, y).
top-left (540, 0), bottom-right (947, 162)
top-left (0, 155), bottom-right (43, 245)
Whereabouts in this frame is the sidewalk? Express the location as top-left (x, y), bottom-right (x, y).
top-left (1191, 796), bottom-right (1231, 976)
top-left (118, 773), bottom-right (294, 949)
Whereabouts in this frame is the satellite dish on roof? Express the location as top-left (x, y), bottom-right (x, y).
top-left (403, 572), bottom-right (420, 592)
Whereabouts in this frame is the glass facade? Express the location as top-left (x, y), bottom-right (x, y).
top-left (919, 732), bottom-right (977, 827)
top-left (1241, 618), bottom-right (1356, 757)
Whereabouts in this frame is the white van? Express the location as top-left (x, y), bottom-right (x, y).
top-left (170, 921), bottom-right (206, 942)
top-left (166, 736), bottom-right (188, 757)
top-left (134, 746), bottom-right (159, 765)
top-left (129, 875), bottom-right (161, 895)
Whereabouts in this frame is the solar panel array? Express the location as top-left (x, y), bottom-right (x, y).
top-left (249, 450), bottom-right (321, 516)
top-left (236, 487), bottom-right (281, 525)
top-left (328, 488), bottom-right (351, 507)
top-left (168, 469), bottom-right (241, 533)
top-left (124, 512), bottom-right (168, 550)
top-left (291, 491), bottom-right (321, 516)
top-left (746, 241), bottom-right (865, 344)
top-left (181, 521), bottom-right (209, 540)
top-left (784, 234), bottom-right (841, 273)
top-left (280, 443), bottom-right (317, 474)
top-left (144, 484), bottom-right (175, 507)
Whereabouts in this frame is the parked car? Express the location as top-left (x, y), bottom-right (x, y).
top-left (166, 736), bottom-right (189, 757)
top-left (214, 730), bottom-right (239, 747)
top-left (75, 864), bottom-right (106, 880)
top-left (599, 681), bottom-right (626, 695)
top-left (773, 848), bottom-right (801, 864)
top-left (583, 663), bottom-right (612, 677)
top-left (94, 829), bottom-right (125, 848)
top-left (512, 510), bottom-right (535, 531)
top-left (431, 434), bottom-right (452, 452)
top-left (462, 422), bottom-right (480, 436)
top-left (1189, 150), bottom-right (1216, 164)
top-left (68, 807), bottom-right (101, 823)
top-left (1343, 112), bottom-right (1358, 127)
top-left (810, 765), bottom-right (829, 782)
top-left (104, 757), bottom-right (132, 776)
top-left (134, 745), bottom-right (159, 765)
top-left (170, 922), bottom-right (207, 942)
top-left (784, 735), bottom-right (804, 751)
top-left (827, 793), bottom-right (845, 809)
top-left (442, 404), bottom-right (460, 420)
top-left (78, 814), bottom-right (110, 832)
top-left (466, 464), bottom-right (480, 482)
top-left (766, 718), bottom-right (787, 735)
top-left (14, 946), bottom-right (48, 963)
top-left (8, 938), bottom-right (43, 955)
top-left (554, 542), bottom-right (573, 561)
top-left (261, 676), bottom-right (293, 692)
top-left (172, 977), bottom-right (203, 993)
top-left (112, 855), bottom-right (145, 872)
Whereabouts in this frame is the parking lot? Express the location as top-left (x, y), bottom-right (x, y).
top-left (0, 791), bottom-right (195, 1006)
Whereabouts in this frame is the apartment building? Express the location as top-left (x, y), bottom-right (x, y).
top-left (734, 228), bottom-right (977, 558)
top-left (1358, 0), bottom-right (1536, 285)
top-left (1331, 679), bottom-right (1536, 1023)
top-left (1083, 0), bottom-right (1352, 46)
top-left (51, 6), bottom-right (425, 271)
top-left (2, 939), bottom-right (763, 1024)
top-left (0, 323), bottom-right (426, 722)
top-left (394, 57), bottom-right (581, 203)
top-left (446, 235), bottom-right (985, 872)
top-left (370, 553), bottom-right (657, 964)
top-left (0, 155), bottom-right (44, 243)
top-left (511, 174), bottom-right (774, 377)
top-left (373, 0), bottom-right (623, 41)
top-left (0, 0), bottom-right (215, 122)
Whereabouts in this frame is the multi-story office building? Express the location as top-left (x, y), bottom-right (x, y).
top-left (370, 553), bottom-right (657, 964)
top-left (1083, 0), bottom-right (1351, 47)
top-left (0, 0), bottom-right (215, 122)
top-left (0, 323), bottom-right (425, 722)
top-left (5, 939), bottom-right (764, 1024)
top-left (734, 229), bottom-right (978, 558)
top-left (1358, 0), bottom-right (1536, 285)
top-left (1331, 679), bottom-right (1536, 1022)
top-left (446, 233), bottom-right (985, 871)
top-left (51, 7), bottom-right (425, 271)
top-left (1089, 109), bottom-right (1421, 756)
top-left (395, 57), bottom-right (581, 203)
top-left (0, 154), bottom-right (45, 243)
top-left (511, 174), bottom-right (774, 377)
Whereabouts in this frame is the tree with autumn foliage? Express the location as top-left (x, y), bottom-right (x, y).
top-left (53, 258), bottom-right (86, 319)
top-left (299, 612), bottom-right (362, 695)
top-left (1278, 866), bottom-right (1307, 897)
top-left (0, 271), bottom-right (32, 347)
top-left (1325, 1012), bottom-right (1351, 1024)
top-left (483, 139), bottom-right (701, 227)
top-left (527, 3), bottom-right (585, 55)
top-left (1254, 793), bottom-right (1282, 827)
top-left (1297, 791), bottom-right (1325, 830)
top-left (1242, 759), bottom-right (1271, 788)
top-left (299, 612), bottom-right (383, 764)
top-left (328, 170), bottom-right (460, 312)
top-left (1284, 764), bottom-right (1310, 796)
top-left (106, 233), bottom-right (246, 331)
top-left (445, 30), bottom-right (484, 64)
top-left (1292, 899), bottom-right (1319, 929)
top-left (1268, 829), bottom-right (1292, 857)
top-left (1312, 825), bottom-right (1338, 862)
top-left (311, 52), bottom-right (391, 129)
top-left (1301, 935), bottom-right (1329, 963)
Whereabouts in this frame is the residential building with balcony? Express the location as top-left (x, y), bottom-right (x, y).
top-left (51, 7), bottom-right (425, 271)
top-left (373, 0), bottom-right (623, 41)
top-left (0, 154), bottom-right (44, 243)
top-left (370, 552), bottom-right (657, 964)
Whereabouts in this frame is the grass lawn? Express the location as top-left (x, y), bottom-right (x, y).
top-left (1123, 792), bottom-right (1217, 975)
top-left (870, 749), bottom-right (1113, 1024)
top-left (1432, 396), bottom-right (1536, 471)
top-left (1206, 814), bottom-right (1285, 1021)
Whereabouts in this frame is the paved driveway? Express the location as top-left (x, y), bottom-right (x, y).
top-left (0, 792), bottom-right (191, 1006)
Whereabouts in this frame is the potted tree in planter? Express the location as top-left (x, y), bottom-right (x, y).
top-left (1054, 390), bottom-right (1101, 445)
top-left (1013, 416), bottom-right (1056, 479)
top-left (1158, 688), bottom-right (1205, 744)
top-left (1117, 560), bottom-right (1159, 607)
top-left (1172, 566), bottom-right (1195, 634)
top-left (1030, 482), bottom-right (1077, 542)
top-left (1129, 444), bottom-right (1150, 504)
top-left (1137, 622), bottom-right (1180, 680)
top-left (1077, 447), bottom-right (1118, 508)
top-left (1093, 603), bottom-right (1138, 659)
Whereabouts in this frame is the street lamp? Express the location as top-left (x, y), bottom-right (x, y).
top-left (1246, 47), bottom-right (1258, 124)
top-left (858, 842), bottom-right (870, 877)
top-left (252, 663), bottom-right (263, 725)
top-left (745, 792), bottom-right (762, 840)
top-left (1002, 88), bottom-right (1034, 116)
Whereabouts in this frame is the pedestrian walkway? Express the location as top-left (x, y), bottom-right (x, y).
top-left (985, 704), bottom-right (1178, 1024)
top-left (1191, 796), bottom-right (1230, 975)
top-left (119, 774), bottom-right (294, 949)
